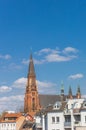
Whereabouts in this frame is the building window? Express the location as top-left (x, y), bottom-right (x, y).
top-left (85, 116), bottom-right (86, 122)
top-left (52, 117), bottom-right (55, 123)
top-left (4, 124), bottom-right (6, 126)
top-left (56, 117), bottom-right (60, 123)
top-left (32, 98), bottom-right (35, 111)
top-left (65, 115), bottom-right (71, 122)
top-left (14, 123), bottom-right (15, 126)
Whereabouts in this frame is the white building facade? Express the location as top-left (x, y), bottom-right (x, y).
top-left (0, 122), bottom-right (16, 130)
top-left (0, 112), bottom-right (25, 130)
top-left (35, 98), bottom-right (86, 130)
top-left (46, 111), bottom-right (64, 130)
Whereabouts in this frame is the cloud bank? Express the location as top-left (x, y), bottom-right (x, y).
top-left (0, 54), bottom-right (11, 60)
top-left (68, 73), bottom-right (84, 80)
top-left (22, 47), bottom-right (78, 65)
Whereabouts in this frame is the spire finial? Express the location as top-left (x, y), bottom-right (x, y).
top-left (61, 80), bottom-right (64, 90)
top-left (61, 81), bottom-right (64, 97)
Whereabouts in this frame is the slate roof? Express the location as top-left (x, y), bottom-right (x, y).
top-left (39, 94), bottom-right (66, 108)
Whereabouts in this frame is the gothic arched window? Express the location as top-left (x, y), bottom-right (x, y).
top-left (32, 98), bottom-right (35, 111)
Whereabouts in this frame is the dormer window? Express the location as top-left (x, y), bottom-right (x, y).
top-left (54, 105), bottom-right (59, 109)
top-left (53, 102), bottom-right (61, 109)
top-left (83, 102), bottom-right (86, 108)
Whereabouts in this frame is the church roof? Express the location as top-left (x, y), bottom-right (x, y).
top-left (39, 94), bottom-right (66, 108)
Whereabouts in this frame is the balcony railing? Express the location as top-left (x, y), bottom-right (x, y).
top-left (64, 122), bottom-right (71, 128)
top-left (74, 121), bottom-right (81, 126)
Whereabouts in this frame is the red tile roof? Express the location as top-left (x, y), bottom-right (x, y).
top-left (4, 113), bottom-right (22, 118)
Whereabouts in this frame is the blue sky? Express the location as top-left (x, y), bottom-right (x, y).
top-left (0, 0), bottom-right (86, 112)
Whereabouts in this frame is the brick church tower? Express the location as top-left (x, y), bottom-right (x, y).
top-left (24, 54), bottom-right (41, 116)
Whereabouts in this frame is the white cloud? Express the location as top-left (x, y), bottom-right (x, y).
top-left (42, 47), bottom-right (78, 63)
top-left (45, 54), bottom-right (72, 62)
top-left (0, 54), bottom-right (11, 60)
top-left (0, 95), bottom-right (24, 113)
top-left (0, 95), bottom-right (24, 102)
top-left (63, 47), bottom-right (78, 54)
top-left (0, 78), bottom-right (58, 112)
top-left (12, 77), bottom-right (57, 91)
top-left (22, 59), bottom-right (29, 65)
top-left (37, 48), bottom-right (52, 54)
top-left (0, 63), bottom-right (22, 71)
top-left (11, 77), bottom-right (57, 94)
top-left (12, 77), bottom-right (27, 88)
top-left (69, 73), bottom-right (84, 80)
top-left (34, 59), bottom-right (45, 64)
top-left (37, 80), bottom-right (58, 94)
top-left (22, 47), bottom-right (78, 65)
top-left (22, 59), bottom-right (45, 65)
top-left (0, 80), bottom-right (56, 112)
top-left (37, 80), bottom-right (57, 88)
top-left (9, 63), bottom-right (22, 70)
top-left (0, 86), bottom-right (12, 93)
top-left (36, 48), bottom-right (60, 55)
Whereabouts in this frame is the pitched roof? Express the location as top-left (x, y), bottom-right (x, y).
top-left (1, 120), bottom-right (16, 123)
top-left (39, 94), bottom-right (66, 108)
top-left (0, 113), bottom-right (22, 123)
top-left (35, 100), bottom-right (67, 116)
top-left (4, 113), bottom-right (22, 118)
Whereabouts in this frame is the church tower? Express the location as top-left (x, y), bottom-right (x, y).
top-left (76, 85), bottom-right (81, 99)
top-left (68, 86), bottom-right (73, 99)
top-left (60, 81), bottom-right (64, 101)
top-left (24, 54), bottom-right (41, 116)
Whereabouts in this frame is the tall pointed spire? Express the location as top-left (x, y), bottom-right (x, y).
top-left (69, 86), bottom-right (72, 95)
top-left (61, 81), bottom-right (64, 96)
top-left (24, 53), bottom-right (41, 115)
top-left (76, 85), bottom-right (81, 99)
top-left (28, 53), bottom-right (36, 77)
top-left (68, 86), bottom-right (73, 99)
top-left (60, 81), bottom-right (64, 101)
